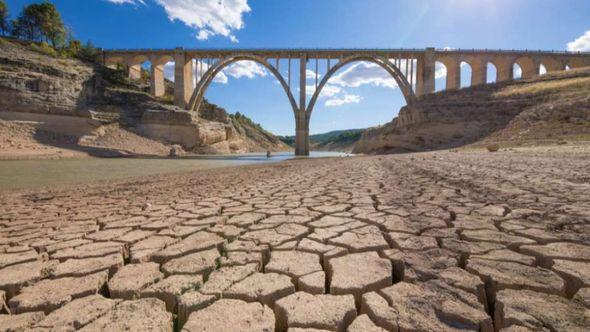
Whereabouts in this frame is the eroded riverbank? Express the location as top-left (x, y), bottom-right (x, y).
top-left (0, 145), bottom-right (589, 331)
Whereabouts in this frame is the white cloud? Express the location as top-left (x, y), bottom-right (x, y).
top-left (567, 30), bottom-right (590, 52)
top-left (306, 69), bottom-right (320, 80)
top-left (224, 60), bottom-right (267, 79)
top-left (105, 0), bottom-right (251, 42)
top-left (325, 94), bottom-right (361, 107)
top-left (306, 84), bottom-right (341, 98)
top-left (331, 62), bottom-right (398, 89)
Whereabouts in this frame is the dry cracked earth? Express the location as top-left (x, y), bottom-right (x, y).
top-left (1, 145), bottom-right (590, 331)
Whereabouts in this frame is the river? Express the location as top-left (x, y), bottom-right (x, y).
top-left (0, 151), bottom-right (348, 191)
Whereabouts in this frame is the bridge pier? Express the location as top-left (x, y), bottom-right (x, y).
top-left (416, 47), bottom-right (436, 97)
top-left (295, 54), bottom-right (310, 156)
top-left (174, 49), bottom-right (194, 109)
top-left (150, 59), bottom-right (166, 97)
top-left (471, 60), bottom-right (487, 86)
top-left (446, 60), bottom-right (461, 89)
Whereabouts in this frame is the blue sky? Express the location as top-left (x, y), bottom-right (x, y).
top-left (4, 0), bottom-right (590, 135)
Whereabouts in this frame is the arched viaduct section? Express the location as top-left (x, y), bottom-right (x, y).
top-left (102, 48), bottom-right (590, 156)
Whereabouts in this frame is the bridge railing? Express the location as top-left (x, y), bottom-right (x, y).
top-left (102, 47), bottom-right (590, 56)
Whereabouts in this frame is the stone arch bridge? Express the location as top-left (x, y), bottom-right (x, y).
top-left (102, 48), bottom-right (590, 155)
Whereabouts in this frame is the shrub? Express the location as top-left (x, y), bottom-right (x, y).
top-left (29, 41), bottom-right (58, 57)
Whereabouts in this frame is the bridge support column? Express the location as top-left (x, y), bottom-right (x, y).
top-left (416, 47), bottom-right (435, 96)
top-left (471, 60), bottom-right (487, 86)
top-left (150, 62), bottom-right (165, 97)
top-left (128, 64), bottom-right (142, 80)
top-left (174, 50), bottom-right (193, 109)
top-left (295, 54), bottom-right (309, 156)
top-left (496, 61), bottom-right (513, 81)
top-left (446, 60), bottom-right (461, 89)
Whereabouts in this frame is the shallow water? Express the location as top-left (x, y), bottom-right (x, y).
top-left (0, 151), bottom-right (348, 191)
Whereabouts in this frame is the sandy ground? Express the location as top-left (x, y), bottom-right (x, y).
top-left (0, 120), bottom-right (172, 159)
top-left (0, 145), bottom-right (589, 330)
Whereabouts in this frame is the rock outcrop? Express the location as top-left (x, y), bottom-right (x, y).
top-left (354, 67), bottom-right (590, 154)
top-left (0, 38), bottom-right (288, 157)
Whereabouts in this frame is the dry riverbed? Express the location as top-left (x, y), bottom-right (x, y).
top-left (0, 145), bottom-right (589, 331)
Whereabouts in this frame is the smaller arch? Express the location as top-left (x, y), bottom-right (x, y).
top-left (434, 61), bottom-right (447, 92)
top-left (513, 63), bottom-right (523, 80)
top-left (486, 62), bottom-right (497, 83)
top-left (188, 55), bottom-right (299, 119)
top-left (460, 61), bottom-right (472, 88)
top-left (306, 55), bottom-right (416, 117)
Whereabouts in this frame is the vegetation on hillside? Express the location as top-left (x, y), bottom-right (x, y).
top-left (0, 0), bottom-right (98, 61)
top-left (279, 129), bottom-right (365, 147)
top-left (0, 1), bottom-right (8, 36)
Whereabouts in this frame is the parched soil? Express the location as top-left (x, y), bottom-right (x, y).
top-left (1, 145), bottom-right (589, 331)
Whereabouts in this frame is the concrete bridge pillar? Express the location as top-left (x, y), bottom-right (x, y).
top-left (471, 60), bottom-right (487, 86)
top-left (446, 60), bottom-right (461, 90)
top-left (128, 64), bottom-right (142, 81)
top-left (496, 60), bottom-right (513, 81)
top-left (295, 54), bottom-right (310, 156)
top-left (416, 48), bottom-right (435, 96)
top-left (150, 58), bottom-right (166, 97)
top-left (174, 50), bottom-right (194, 109)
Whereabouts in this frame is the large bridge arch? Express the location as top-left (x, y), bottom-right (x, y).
top-left (188, 55), bottom-right (299, 120)
top-left (306, 55), bottom-right (416, 116)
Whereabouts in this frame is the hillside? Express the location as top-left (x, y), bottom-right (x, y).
top-left (279, 129), bottom-right (364, 153)
top-left (354, 67), bottom-right (590, 154)
top-left (0, 38), bottom-right (288, 158)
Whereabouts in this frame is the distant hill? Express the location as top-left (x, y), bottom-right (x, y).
top-left (279, 129), bottom-right (365, 152)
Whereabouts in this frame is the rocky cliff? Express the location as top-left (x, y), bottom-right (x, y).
top-left (354, 67), bottom-right (590, 154)
top-left (0, 38), bottom-right (288, 157)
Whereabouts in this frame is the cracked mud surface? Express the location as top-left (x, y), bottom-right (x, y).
top-left (1, 145), bottom-right (590, 331)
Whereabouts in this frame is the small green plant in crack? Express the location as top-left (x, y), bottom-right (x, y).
top-left (180, 282), bottom-right (201, 295)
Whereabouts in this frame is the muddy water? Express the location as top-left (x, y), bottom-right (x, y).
top-left (0, 152), bottom-right (348, 191)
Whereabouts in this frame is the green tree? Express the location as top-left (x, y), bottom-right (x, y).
top-left (0, 1), bottom-right (8, 36)
top-left (11, 2), bottom-right (65, 46)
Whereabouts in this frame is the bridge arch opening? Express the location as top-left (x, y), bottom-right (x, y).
top-left (306, 56), bottom-right (415, 118)
top-left (189, 56), bottom-right (298, 121)
top-left (487, 62), bottom-right (497, 83)
top-left (513, 63), bottom-right (523, 80)
top-left (191, 57), bottom-right (298, 141)
top-left (306, 59), bottom-right (409, 137)
top-left (460, 61), bottom-right (472, 88)
top-left (435, 61), bottom-right (447, 92)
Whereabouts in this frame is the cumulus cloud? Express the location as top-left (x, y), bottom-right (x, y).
top-left (331, 62), bottom-right (397, 89)
top-left (224, 61), bottom-right (267, 79)
top-left (325, 94), bottom-right (361, 107)
top-left (105, 0), bottom-right (250, 42)
top-left (567, 30), bottom-right (590, 52)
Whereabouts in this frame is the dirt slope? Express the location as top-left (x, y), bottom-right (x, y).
top-left (353, 68), bottom-right (590, 154)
